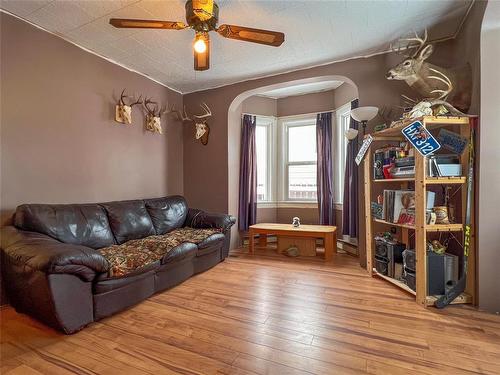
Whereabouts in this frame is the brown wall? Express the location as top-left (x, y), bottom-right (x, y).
top-left (277, 90), bottom-right (334, 117)
top-left (241, 96), bottom-right (277, 116)
top-left (0, 13), bottom-right (183, 225)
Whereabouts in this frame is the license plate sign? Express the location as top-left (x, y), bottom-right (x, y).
top-left (402, 121), bottom-right (441, 156)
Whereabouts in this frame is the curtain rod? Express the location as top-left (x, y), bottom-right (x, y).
top-left (241, 110), bottom-right (334, 118)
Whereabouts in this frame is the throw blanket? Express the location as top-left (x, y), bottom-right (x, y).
top-left (99, 227), bottom-right (220, 278)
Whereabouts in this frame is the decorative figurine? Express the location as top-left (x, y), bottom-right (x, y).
top-left (292, 217), bottom-right (300, 227)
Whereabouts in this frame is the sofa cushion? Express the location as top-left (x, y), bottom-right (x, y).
top-left (101, 200), bottom-right (155, 244)
top-left (97, 227), bottom-right (220, 278)
top-left (98, 240), bottom-right (161, 278)
top-left (196, 233), bottom-right (225, 256)
top-left (14, 204), bottom-right (115, 249)
top-left (144, 196), bottom-right (188, 235)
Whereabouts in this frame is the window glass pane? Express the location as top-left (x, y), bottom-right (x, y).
top-left (288, 125), bottom-right (316, 162)
top-left (256, 125), bottom-right (267, 201)
top-left (288, 164), bottom-right (317, 200)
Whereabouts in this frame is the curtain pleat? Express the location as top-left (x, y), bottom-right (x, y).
top-left (342, 99), bottom-right (359, 237)
top-left (316, 112), bottom-right (335, 225)
top-left (238, 114), bottom-right (257, 231)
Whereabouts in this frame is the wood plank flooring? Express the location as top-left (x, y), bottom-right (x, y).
top-left (2, 247), bottom-right (500, 375)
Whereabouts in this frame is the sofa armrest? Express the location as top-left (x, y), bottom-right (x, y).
top-left (185, 208), bottom-right (236, 232)
top-left (1, 226), bottom-right (109, 282)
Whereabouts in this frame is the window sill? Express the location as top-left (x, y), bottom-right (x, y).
top-left (257, 202), bottom-right (343, 210)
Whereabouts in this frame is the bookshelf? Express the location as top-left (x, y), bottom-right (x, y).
top-left (363, 116), bottom-right (476, 307)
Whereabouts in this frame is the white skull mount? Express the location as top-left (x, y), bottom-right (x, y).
top-left (171, 103), bottom-right (212, 145)
top-left (143, 98), bottom-right (166, 135)
top-left (115, 89), bottom-right (142, 124)
top-left (146, 114), bottom-right (163, 134)
top-left (195, 121), bottom-right (210, 145)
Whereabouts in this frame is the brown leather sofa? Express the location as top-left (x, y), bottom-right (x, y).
top-left (0, 195), bottom-right (235, 334)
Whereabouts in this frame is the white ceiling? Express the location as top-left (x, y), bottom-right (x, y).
top-left (258, 80), bottom-right (344, 99)
top-left (1, 0), bottom-right (473, 94)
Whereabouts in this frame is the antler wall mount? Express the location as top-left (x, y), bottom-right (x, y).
top-left (109, 0), bottom-right (285, 71)
top-left (115, 89), bottom-right (143, 124)
top-left (171, 102), bottom-right (212, 145)
top-left (143, 98), bottom-right (168, 134)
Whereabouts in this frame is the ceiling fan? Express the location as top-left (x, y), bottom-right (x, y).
top-left (109, 0), bottom-right (285, 71)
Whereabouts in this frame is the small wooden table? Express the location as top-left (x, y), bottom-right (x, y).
top-left (248, 223), bottom-right (337, 261)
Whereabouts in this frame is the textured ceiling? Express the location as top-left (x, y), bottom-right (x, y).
top-left (1, 0), bottom-right (472, 94)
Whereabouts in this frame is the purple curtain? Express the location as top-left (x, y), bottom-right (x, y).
top-left (316, 112), bottom-right (335, 225)
top-left (342, 99), bottom-right (359, 237)
top-left (238, 114), bottom-right (257, 231)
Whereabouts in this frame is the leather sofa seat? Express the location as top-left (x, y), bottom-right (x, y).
top-left (94, 270), bottom-right (156, 294)
top-left (196, 233), bottom-right (225, 256)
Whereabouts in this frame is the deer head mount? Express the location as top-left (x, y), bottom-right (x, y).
top-left (387, 29), bottom-right (471, 113)
top-left (115, 89), bottom-right (142, 124)
top-left (143, 98), bottom-right (167, 134)
top-left (172, 103), bottom-right (212, 145)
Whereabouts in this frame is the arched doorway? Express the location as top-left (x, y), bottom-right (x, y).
top-left (227, 75), bottom-right (359, 249)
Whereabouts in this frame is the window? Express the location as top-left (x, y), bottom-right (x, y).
top-left (283, 117), bottom-right (317, 201)
top-left (255, 116), bottom-right (274, 202)
top-left (334, 103), bottom-right (351, 204)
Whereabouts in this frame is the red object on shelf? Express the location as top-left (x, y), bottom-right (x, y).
top-left (383, 164), bottom-right (394, 179)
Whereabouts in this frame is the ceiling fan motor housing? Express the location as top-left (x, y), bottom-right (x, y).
top-left (185, 0), bottom-right (219, 32)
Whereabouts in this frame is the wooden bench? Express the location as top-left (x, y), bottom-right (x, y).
top-left (248, 223), bottom-right (337, 261)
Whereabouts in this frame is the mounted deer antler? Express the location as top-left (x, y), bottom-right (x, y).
top-left (386, 28), bottom-right (471, 113)
top-left (143, 97), bottom-right (167, 134)
top-left (115, 89), bottom-right (142, 124)
top-left (170, 102), bottom-right (212, 145)
top-left (120, 88), bottom-right (143, 107)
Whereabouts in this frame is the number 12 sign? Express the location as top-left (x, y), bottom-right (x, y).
top-left (402, 120), bottom-right (441, 156)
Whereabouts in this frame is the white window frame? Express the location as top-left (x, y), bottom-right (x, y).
top-left (333, 103), bottom-right (352, 205)
top-left (255, 115), bottom-right (277, 203)
top-left (278, 114), bottom-right (318, 203)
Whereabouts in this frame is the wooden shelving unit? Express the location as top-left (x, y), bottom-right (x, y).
top-left (364, 116), bottom-right (476, 307)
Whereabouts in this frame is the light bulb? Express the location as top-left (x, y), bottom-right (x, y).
top-left (194, 38), bottom-right (207, 53)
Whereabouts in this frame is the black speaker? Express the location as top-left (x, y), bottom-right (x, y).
top-left (373, 150), bottom-right (385, 179)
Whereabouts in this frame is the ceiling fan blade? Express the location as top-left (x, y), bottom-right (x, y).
top-left (109, 18), bottom-right (187, 30)
top-left (217, 24), bottom-right (284, 47)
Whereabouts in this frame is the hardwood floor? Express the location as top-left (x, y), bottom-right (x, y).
top-left (2, 247), bottom-right (500, 375)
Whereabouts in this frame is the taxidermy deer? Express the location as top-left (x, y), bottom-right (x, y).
top-left (115, 89), bottom-right (142, 124)
top-left (387, 29), bottom-right (472, 115)
top-left (172, 103), bottom-right (212, 145)
top-left (143, 98), bottom-right (167, 134)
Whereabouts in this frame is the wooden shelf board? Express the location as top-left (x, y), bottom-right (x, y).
top-left (425, 177), bottom-right (466, 185)
top-left (372, 269), bottom-right (416, 296)
top-left (371, 116), bottom-right (470, 138)
top-left (425, 292), bottom-right (472, 307)
top-left (373, 178), bottom-right (414, 183)
top-left (425, 224), bottom-right (463, 232)
top-left (372, 177), bottom-right (465, 184)
top-left (373, 218), bottom-right (415, 230)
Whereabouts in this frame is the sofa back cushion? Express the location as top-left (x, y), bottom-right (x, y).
top-left (14, 204), bottom-right (115, 249)
top-left (144, 196), bottom-right (188, 235)
top-left (101, 200), bottom-right (155, 244)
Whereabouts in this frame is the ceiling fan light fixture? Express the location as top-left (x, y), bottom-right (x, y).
top-left (194, 33), bottom-right (207, 53)
top-left (194, 32), bottom-right (210, 71)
